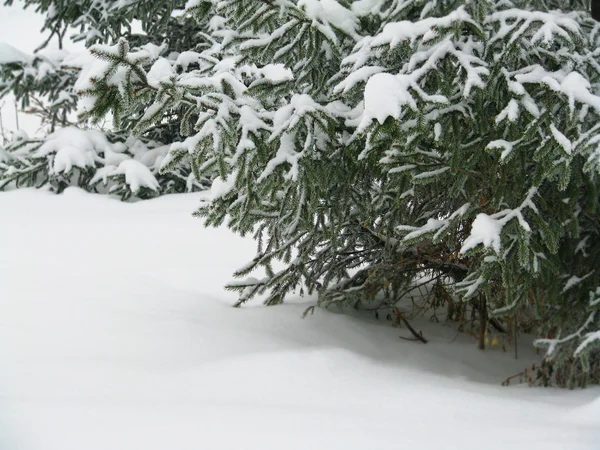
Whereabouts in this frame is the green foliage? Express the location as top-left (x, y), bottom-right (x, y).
top-left (0, 0), bottom-right (214, 198)
top-left (10, 0), bottom-right (600, 386)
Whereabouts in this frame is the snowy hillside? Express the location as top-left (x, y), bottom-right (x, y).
top-left (0, 189), bottom-right (598, 450)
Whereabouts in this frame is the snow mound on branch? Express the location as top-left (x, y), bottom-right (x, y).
top-left (352, 0), bottom-right (385, 15)
top-left (0, 42), bottom-right (31, 64)
top-left (36, 48), bottom-right (69, 65)
top-left (360, 73), bottom-right (415, 129)
top-left (461, 213), bottom-right (504, 254)
top-left (550, 124), bottom-right (572, 154)
top-left (147, 57), bottom-right (175, 88)
top-left (107, 159), bottom-right (160, 193)
top-left (210, 171), bottom-right (238, 200)
top-left (132, 144), bottom-right (170, 170)
top-left (560, 71), bottom-right (600, 112)
top-left (52, 146), bottom-right (97, 173)
top-left (174, 51), bottom-right (202, 71)
top-left (209, 15), bottom-right (227, 31)
top-left (34, 127), bottom-right (112, 174)
top-left (257, 64), bottom-right (293, 83)
top-left (298, 0), bottom-right (360, 39)
top-left (66, 50), bottom-right (111, 92)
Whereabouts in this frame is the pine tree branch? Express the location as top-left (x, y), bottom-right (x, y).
top-left (394, 307), bottom-right (428, 344)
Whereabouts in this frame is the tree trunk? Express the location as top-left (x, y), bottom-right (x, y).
top-left (593, 0), bottom-right (600, 22)
top-left (478, 294), bottom-right (487, 350)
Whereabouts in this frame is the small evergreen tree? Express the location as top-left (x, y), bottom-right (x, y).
top-left (8, 0), bottom-right (600, 386)
top-left (0, 0), bottom-right (211, 198)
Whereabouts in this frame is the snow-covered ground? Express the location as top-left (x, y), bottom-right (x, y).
top-left (0, 188), bottom-right (598, 450)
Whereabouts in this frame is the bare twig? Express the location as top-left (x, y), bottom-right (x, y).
top-left (514, 315), bottom-right (518, 359)
top-left (478, 294), bottom-right (487, 350)
top-left (302, 305), bottom-right (315, 318)
top-left (502, 369), bottom-right (528, 386)
top-left (0, 101), bottom-right (6, 144)
top-left (14, 100), bottom-right (19, 131)
top-left (394, 307), bottom-right (428, 343)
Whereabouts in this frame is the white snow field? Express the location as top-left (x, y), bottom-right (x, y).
top-left (0, 188), bottom-right (598, 450)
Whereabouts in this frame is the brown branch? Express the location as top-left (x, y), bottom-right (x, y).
top-left (394, 307), bottom-right (428, 343)
top-left (501, 369), bottom-right (528, 386)
top-left (478, 294), bottom-right (487, 350)
top-left (593, 0), bottom-right (600, 21)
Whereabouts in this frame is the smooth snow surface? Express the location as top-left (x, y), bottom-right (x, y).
top-left (0, 189), bottom-right (598, 450)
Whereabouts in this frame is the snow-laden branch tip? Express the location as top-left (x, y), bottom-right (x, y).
top-left (0, 43), bottom-right (32, 64)
top-left (400, 203), bottom-right (470, 242)
top-left (461, 187), bottom-right (538, 254)
top-left (298, 0), bottom-right (361, 41)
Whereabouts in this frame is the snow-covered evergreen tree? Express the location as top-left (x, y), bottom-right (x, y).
top-left (0, 0), bottom-right (211, 198)
top-left (9, 0), bottom-right (600, 386)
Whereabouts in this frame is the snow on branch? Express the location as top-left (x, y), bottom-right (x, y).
top-left (460, 187), bottom-right (539, 254)
top-left (486, 9), bottom-right (582, 47)
top-left (399, 203), bottom-right (470, 243)
top-left (345, 9), bottom-right (489, 131)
